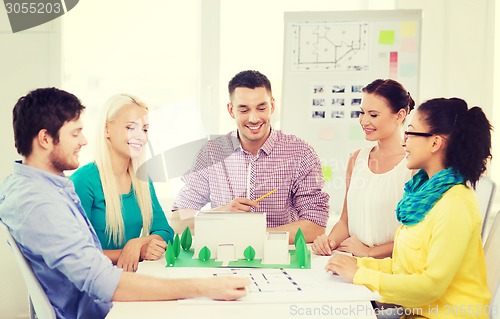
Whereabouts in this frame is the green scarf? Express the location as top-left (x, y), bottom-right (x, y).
top-left (396, 167), bottom-right (464, 226)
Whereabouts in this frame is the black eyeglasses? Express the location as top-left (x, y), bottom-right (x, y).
top-left (404, 131), bottom-right (433, 141)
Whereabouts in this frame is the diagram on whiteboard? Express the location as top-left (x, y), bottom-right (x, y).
top-left (291, 22), bottom-right (369, 71)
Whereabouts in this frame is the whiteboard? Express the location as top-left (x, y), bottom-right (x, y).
top-left (281, 10), bottom-right (422, 213)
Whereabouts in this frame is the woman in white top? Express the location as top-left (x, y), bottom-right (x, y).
top-left (312, 79), bottom-right (414, 258)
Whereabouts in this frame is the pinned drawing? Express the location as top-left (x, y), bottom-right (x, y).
top-left (291, 22), bottom-right (369, 71)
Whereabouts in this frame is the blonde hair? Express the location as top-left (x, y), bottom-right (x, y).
top-left (95, 94), bottom-right (153, 246)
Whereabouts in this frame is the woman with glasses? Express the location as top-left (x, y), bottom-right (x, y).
top-left (312, 79), bottom-right (414, 258)
top-left (71, 94), bottom-right (174, 272)
top-left (326, 98), bottom-right (492, 318)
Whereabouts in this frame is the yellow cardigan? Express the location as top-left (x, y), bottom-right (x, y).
top-left (353, 185), bottom-right (491, 318)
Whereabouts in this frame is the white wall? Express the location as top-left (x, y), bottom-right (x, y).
top-left (0, 5), bottom-right (61, 319)
top-left (396, 0), bottom-right (494, 115)
top-left (492, 0), bottom-right (500, 201)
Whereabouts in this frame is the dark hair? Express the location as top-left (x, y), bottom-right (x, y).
top-left (363, 79), bottom-right (415, 115)
top-left (228, 70), bottom-right (272, 96)
top-left (418, 98), bottom-right (492, 188)
top-left (13, 87), bottom-right (85, 157)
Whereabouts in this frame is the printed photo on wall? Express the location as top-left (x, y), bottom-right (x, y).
top-left (351, 85), bottom-right (363, 93)
top-left (313, 85), bottom-right (325, 94)
top-left (332, 85), bottom-right (346, 93)
top-left (332, 98), bottom-right (345, 107)
top-left (312, 110), bottom-right (326, 119)
top-left (313, 98), bottom-right (325, 106)
top-left (351, 110), bottom-right (361, 118)
top-left (351, 98), bottom-right (362, 106)
top-left (331, 110), bottom-right (345, 119)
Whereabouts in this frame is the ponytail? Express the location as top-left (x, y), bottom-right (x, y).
top-left (418, 98), bottom-right (492, 188)
top-left (447, 107), bottom-right (492, 188)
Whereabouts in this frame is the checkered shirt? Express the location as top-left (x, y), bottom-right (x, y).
top-left (172, 130), bottom-right (329, 227)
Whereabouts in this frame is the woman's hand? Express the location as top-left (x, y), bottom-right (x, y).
top-left (311, 234), bottom-right (337, 255)
top-left (325, 253), bottom-right (359, 282)
top-left (140, 237), bottom-right (167, 261)
top-left (338, 236), bottom-right (370, 257)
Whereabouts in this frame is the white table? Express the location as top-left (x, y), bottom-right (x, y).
top-left (106, 252), bottom-right (379, 319)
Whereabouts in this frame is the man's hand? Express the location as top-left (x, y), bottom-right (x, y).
top-left (199, 276), bottom-right (251, 301)
top-left (213, 197), bottom-right (258, 212)
top-left (117, 238), bottom-right (144, 272)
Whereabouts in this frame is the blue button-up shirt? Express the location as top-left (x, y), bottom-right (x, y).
top-left (0, 162), bottom-right (122, 319)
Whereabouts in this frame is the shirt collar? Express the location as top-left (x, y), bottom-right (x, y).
top-left (231, 128), bottom-right (276, 156)
top-left (12, 160), bottom-right (73, 189)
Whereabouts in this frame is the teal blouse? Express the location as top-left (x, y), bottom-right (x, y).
top-left (70, 162), bottom-right (174, 250)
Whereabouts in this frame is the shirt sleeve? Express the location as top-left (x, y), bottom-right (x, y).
top-left (149, 180), bottom-right (174, 243)
top-left (18, 198), bottom-right (122, 303)
top-left (291, 145), bottom-right (330, 227)
top-left (172, 145), bottom-right (211, 211)
top-left (353, 190), bottom-right (478, 307)
top-left (357, 257), bottom-right (393, 272)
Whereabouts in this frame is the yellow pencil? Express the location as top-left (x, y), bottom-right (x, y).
top-left (255, 189), bottom-right (277, 202)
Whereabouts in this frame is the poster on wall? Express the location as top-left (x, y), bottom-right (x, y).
top-left (281, 10), bottom-right (421, 213)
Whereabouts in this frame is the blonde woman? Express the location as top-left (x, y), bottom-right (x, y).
top-left (71, 94), bottom-right (173, 272)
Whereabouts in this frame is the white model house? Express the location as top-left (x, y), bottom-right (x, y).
top-left (194, 212), bottom-right (290, 265)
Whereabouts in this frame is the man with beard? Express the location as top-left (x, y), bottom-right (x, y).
top-left (0, 88), bottom-right (249, 319)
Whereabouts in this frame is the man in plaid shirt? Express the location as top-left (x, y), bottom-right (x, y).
top-left (172, 70), bottom-right (329, 243)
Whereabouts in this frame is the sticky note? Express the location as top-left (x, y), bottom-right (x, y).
top-left (348, 124), bottom-right (364, 140)
top-left (401, 37), bottom-right (418, 52)
top-left (389, 51), bottom-right (398, 79)
top-left (400, 63), bottom-right (417, 77)
top-left (322, 166), bottom-right (333, 182)
top-left (400, 21), bottom-right (417, 37)
top-left (379, 30), bottom-right (395, 45)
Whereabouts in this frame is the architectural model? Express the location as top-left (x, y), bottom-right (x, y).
top-left (165, 211), bottom-right (309, 269)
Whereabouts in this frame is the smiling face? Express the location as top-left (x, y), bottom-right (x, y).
top-left (403, 110), bottom-right (435, 170)
top-left (359, 93), bottom-right (405, 142)
top-left (49, 117), bottom-right (87, 173)
top-left (106, 103), bottom-right (149, 160)
top-left (227, 86), bottom-right (275, 154)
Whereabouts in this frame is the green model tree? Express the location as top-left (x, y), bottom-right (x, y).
top-left (294, 228), bottom-right (308, 268)
top-left (243, 245), bottom-right (256, 261)
top-left (173, 234), bottom-right (181, 257)
top-left (181, 226), bottom-right (192, 251)
top-left (198, 246), bottom-right (211, 261)
top-left (294, 228), bottom-right (305, 247)
top-left (165, 241), bottom-right (176, 267)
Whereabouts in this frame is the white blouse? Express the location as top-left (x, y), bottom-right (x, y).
top-left (346, 146), bottom-right (412, 247)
